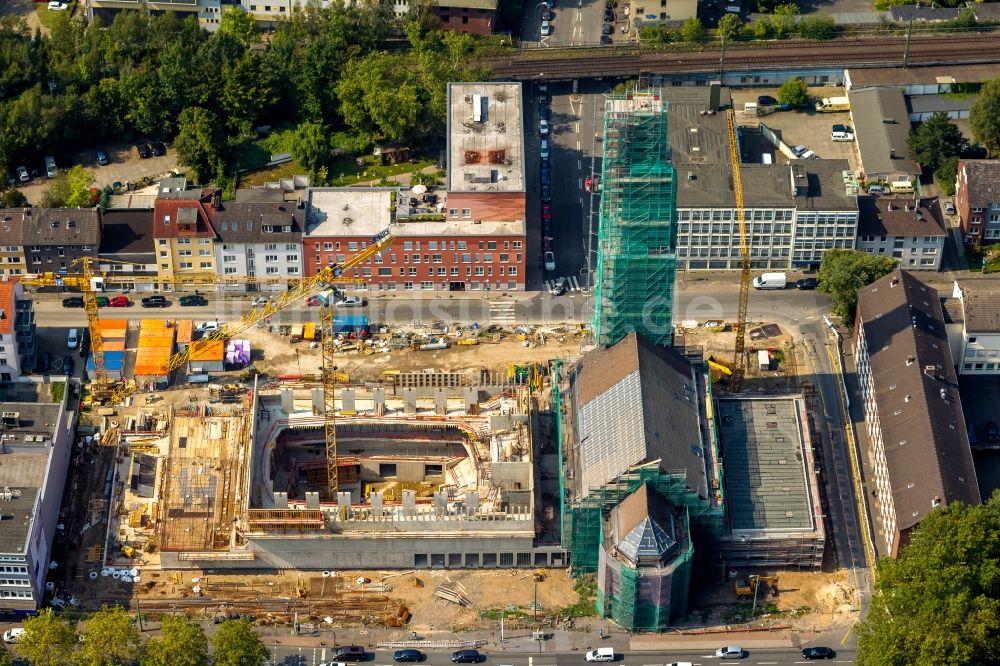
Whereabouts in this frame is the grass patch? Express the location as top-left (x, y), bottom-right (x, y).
top-left (941, 91), bottom-right (972, 101)
top-left (50, 382), bottom-right (66, 403)
top-left (327, 154), bottom-right (437, 187)
top-left (559, 574), bottom-right (597, 618)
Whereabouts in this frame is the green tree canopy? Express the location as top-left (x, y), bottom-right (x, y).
top-left (15, 608), bottom-right (78, 666)
top-left (907, 112), bottom-right (966, 171)
top-left (41, 165), bottom-right (96, 208)
top-left (174, 106), bottom-right (226, 183)
top-left (336, 52), bottom-right (423, 142)
top-left (212, 619), bottom-right (269, 666)
top-left (717, 13), bottom-right (743, 41)
top-left (290, 121), bottom-right (331, 177)
top-left (797, 14), bottom-right (836, 39)
top-left (777, 77), bottom-right (810, 107)
top-left (970, 78), bottom-right (1000, 156)
top-left (218, 8), bottom-right (259, 48)
top-left (77, 604), bottom-right (142, 666)
top-left (0, 189), bottom-right (27, 207)
top-left (817, 250), bottom-right (897, 324)
top-left (677, 17), bottom-right (706, 43)
top-left (0, 644), bottom-right (11, 666)
top-left (935, 156), bottom-right (959, 196)
top-left (857, 493), bottom-right (1000, 666)
top-left (142, 615), bottom-right (208, 666)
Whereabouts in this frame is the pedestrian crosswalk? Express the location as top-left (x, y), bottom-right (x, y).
top-left (544, 276), bottom-right (582, 292)
top-left (489, 300), bottom-right (517, 323)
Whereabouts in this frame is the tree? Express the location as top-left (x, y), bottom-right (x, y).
top-left (777, 77), bottom-right (810, 107)
top-left (907, 112), bottom-right (966, 171)
top-left (0, 644), bottom-right (12, 666)
top-left (142, 615), bottom-right (208, 666)
top-left (717, 13), bottom-right (743, 42)
top-left (173, 106), bottom-right (226, 183)
top-left (15, 608), bottom-right (78, 666)
top-left (218, 8), bottom-right (259, 48)
top-left (935, 156), bottom-right (959, 196)
top-left (771, 3), bottom-right (797, 39)
top-left (857, 494), bottom-right (1000, 666)
top-left (336, 52), bottom-right (423, 142)
top-left (0, 188), bottom-right (27, 207)
top-left (290, 122), bottom-right (330, 177)
top-left (41, 165), bottom-right (95, 208)
top-left (76, 605), bottom-right (142, 666)
top-left (817, 250), bottom-right (897, 324)
top-left (970, 78), bottom-right (1000, 156)
top-left (212, 619), bottom-right (269, 666)
top-left (796, 14), bottom-right (836, 39)
top-left (677, 17), bottom-right (706, 43)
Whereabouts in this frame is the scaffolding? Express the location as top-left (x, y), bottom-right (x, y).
top-left (593, 89), bottom-right (678, 348)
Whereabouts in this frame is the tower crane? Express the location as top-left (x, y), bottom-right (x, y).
top-left (727, 109), bottom-right (750, 392)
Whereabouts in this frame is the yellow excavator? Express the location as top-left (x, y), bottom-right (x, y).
top-left (734, 574), bottom-right (779, 597)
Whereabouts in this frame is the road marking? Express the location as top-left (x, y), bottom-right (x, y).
top-left (577, 159), bottom-right (582, 169)
top-left (576, 140), bottom-right (581, 150)
top-left (576, 9), bottom-right (582, 21)
top-left (578, 178), bottom-right (583, 189)
top-left (575, 122), bottom-right (580, 133)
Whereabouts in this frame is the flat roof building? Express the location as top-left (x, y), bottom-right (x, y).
top-left (945, 278), bottom-right (1000, 375)
top-left (848, 87), bottom-right (920, 183)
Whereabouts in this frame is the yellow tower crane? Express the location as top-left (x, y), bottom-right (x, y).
top-left (727, 109), bottom-right (751, 393)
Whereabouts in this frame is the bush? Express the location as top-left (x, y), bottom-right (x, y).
top-left (796, 15), bottom-right (836, 39)
top-left (778, 77), bottom-right (810, 107)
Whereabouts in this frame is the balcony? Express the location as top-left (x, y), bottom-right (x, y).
top-left (14, 300), bottom-right (34, 332)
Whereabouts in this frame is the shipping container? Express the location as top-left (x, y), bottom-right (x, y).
top-left (333, 315), bottom-right (370, 335)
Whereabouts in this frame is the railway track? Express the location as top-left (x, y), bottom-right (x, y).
top-left (484, 34), bottom-right (1000, 79)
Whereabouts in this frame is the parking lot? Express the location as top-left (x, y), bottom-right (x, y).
top-left (13, 140), bottom-right (179, 206)
top-left (731, 86), bottom-right (861, 173)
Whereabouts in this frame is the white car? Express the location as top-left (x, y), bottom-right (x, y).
top-left (540, 139), bottom-right (550, 160)
top-left (249, 296), bottom-right (269, 308)
top-left (16, 166), bottom-right (29, 183)
top-left (867, 185), bottom-right (888, 195)
top-left (540, 20), bottom-right (552, 36)
top-left (798, 148), bottom-right (817, 159)
top-left (335, 296), bottom-right (364, 308)
top-left (715, 645), bottom-right (744, 659)
top-left (48, 1), bottom-right (68, 10)
top-left (944, 200), bottom-right (956, 215)
top-left (2, 628), bottom-right (25, 643)
top-left (539, 119), bottom-right (549, 136)
top-left (544, 251), bottom-right (556, 272)
top-left (197, 321), bottom-right (221, 332)
top-left (549, 276), bottom-right (568, 295)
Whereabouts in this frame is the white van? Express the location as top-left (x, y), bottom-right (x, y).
top-left (752, 272), bottom-right (787, 290)
top-left (2, 628), bottom-right (25, 643)
top-left (44, 156), bottom-right (57, 178)
top-left (890, 180), bottom-right (915, 194)
top-left (67, 328), bottom-right (79, 349)
top-left (585, 647), bottom-right (615, 662)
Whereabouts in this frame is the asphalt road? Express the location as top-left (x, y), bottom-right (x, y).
top-left (520, 0), bottom-right (605, 48)
top-left (29, 286), bottom-right (828, 329)
top-left (265, 647), bottom-right (855, 666)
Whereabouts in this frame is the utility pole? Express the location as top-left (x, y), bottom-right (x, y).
top-left (902, 17), bottom-right (914, 69)
top-left (719, 33), bottom-right (728, 80)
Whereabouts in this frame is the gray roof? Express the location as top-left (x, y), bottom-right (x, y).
top-left (99, 210), bottom-right (155, 258)
top-left (21, 208), bottom-right (101, 246)
top-left (0, 488), bottom-right (39, 555)
top-left (889, 4), bottom-right (959, 21)
top-left (663, 88), bottom-right (733, 164)
top-left (793, 159), bottom-right (861, 212)
top-left (954, 279), bottom-right (1000, 333)
top-left (572, 332), bottom-right (709, 499)
top-left (609, 484), bottom-right (679, 566)
top-left (907, 94), bottom-right (976, 115)
top-left (856, 270), bottom-right (981, 532)
top-left (214, 201), bottom-right (304, 244)
top-left (857, 196), bottom-right (947, 237)
top-left (849, 87), bottom-right (919, 176)
top-left (847, 63), bottom-right (1000, 90)
top-left (973, 3), bottom-right (1000, 19)
top-left (940, 297), bottom-right (964, 325)
top-left (958, 160), bottom-right (1000, 208)
top-left (717, 398), bottom-right (815, 532)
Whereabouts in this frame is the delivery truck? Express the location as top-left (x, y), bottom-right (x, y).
top-left (752, 272), bottom-right (787, 290)
top-left (814, 96), bottom-right (850, 112)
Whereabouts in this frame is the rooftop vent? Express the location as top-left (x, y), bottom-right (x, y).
top-left (1, 412), bottom-right (19, 426)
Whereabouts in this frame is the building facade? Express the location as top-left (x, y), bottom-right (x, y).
top-left (303, 188), bottom-right (525, 291)
top-left (955, 159), bottom-right (1000, 246)
top-left (0, 280), bottom-right (35, 380)
top-left (17, 209), bottom-right (100, 274)
top-left (0, 210), bottom-right (25, 279)
top-left (152, 179), bottom-right (219, 290)
top-left (855, 196), bottom-right (946, 270)
top-left (98, 208), bottom-right (158, 292)
top-left (853, 270), bottom-right (981, 557)
top-left (945, 279), bottom-right (1000, 375)
top-left (214, 194), bottom-right (304, 291)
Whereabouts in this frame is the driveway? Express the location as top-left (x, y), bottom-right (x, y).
top-left (15, 141), bottom-right (179, 205)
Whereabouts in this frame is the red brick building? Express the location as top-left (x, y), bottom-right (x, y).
top-left (956, 159), bottom-right (1000, 246)
top-left (434, 0), bottom-right (497, 35)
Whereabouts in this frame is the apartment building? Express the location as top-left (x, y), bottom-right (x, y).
top-left (152, 178), bottom-right (219, 290)
top-left (854, 270), bottom-right (980, 557)
top-left (214, 192), bottom-right (304, 291)
top-left (0, 279), bottom-right (35, 380)
top-left (98, 208), bottom-right (158, 292)
top-left (955, 159), bottom-right (1000, 246)
top-left (0, 210), bottom-right (25, 279)
top-left (303, 188), bottom-right (525, 291)
top-left (0, 398), bottom-right (75, 611)
top-left (943, 279), bottom-right (1000, 375)
top-left (87, 0), bottom-right (223, 32)
top-left (855, 196), bottom-right (946, 271)
top-left (674, 161), bottom-right (859, 271)
top-left (20, 209), bottom-right (101, 274)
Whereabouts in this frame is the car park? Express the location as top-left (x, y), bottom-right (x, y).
top-left (95, 149), bottom-right (109, 165)
top-left (801, 646), bottom-right (835, 660)
top-left (715, 645), bottom-right (744, 659)
top-left (549, 276), bottom-right (568, 295)
top-left (109, 296), bottom-right (130, 307)
top-left (393, 649), bottom-right (424, 663)
top-left (149, 142), bottom-right (166, 156)
top-left (539, 119), bottom-right (549, 136)
top-left (141, 295), bottom-right (169, 308)
top-left (179, 294), bottom-right (208, 306)
top-left (16, 166), bottom-right (29, 182)
top-left (136, 144), bottom-right (151, 159)
top-left (944, 200), bottom-right (956, 215)
top-left (540, 20), bottom-right (552, 36)
top-left (796, 277), bottom-right (819, 290)
top-left (62, 297), bottom-right (84, 308)
top-left (450, 650), bottom-right (481, 664)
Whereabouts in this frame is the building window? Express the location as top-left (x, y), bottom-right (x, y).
top-left (266, 267), bottom-right (279, 275)
top-left (224, 267), bottom-right (238, 274)
top-left (200, 262), bottom-right (212, 269)
top-left (286, 255), bottom-right (299, 263)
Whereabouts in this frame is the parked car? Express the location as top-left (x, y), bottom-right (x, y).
top-left (539, 105), bottom-right (551, 121)
top-left (16, 166), bottom-right (29, 183)
top-left (149, 142), bottom-right (166, 156)
top-left (831, 123), bottom-right (854, 141)
top-left (450, 650), bottom-right (481, 664)
top-left (542, 8), bottom-right (554, 19)
top-left (543, 236), bottom-right (553, 252)
top-left (179, 294), bottom-right (208, 306)
top-left (987, 421), bottom-right (1000, 443)
top-left (601, 23), bottom-right (613, 35)
top-left (306, 296), bottom-right (322, 306)
top-left (44, 156), bottom-right (57, 178)
top-left (141, 295), bottom-right (169, 308)
top-left (95, 296), bottom-right (110, 307)
top-left (2, 628), bottom-right (24, 644)
top-left (796, 277), bottom-right (819, 290)
top-left (715, 646), bottom-right (744, 659)
top-left (62, 355), bottom-right (74, 376)
top-left (48, 2), bottom-right (68, 10)
top-left (540, 139), bottom-right (550, 160)
top-left (585, 175), bottom-right (593, 192)
top-left (40, 352), bottom-right (52, 373)
top-left (604, 7), bottom-right (615, 21)
top-left (250, 296), bottom-right (270, 308)
top-left (336, 296), bottom-right (365, 308)
top-left (757, 95), bottom-right (779, 107)
top-left (802, 646), bottom-right (835, 660)
top-left (549, 276), bottom-right (568, 296)
top-left (543, 250), bottom-right (556, 272)
top-left (541, 169), bottom-right (551, 186)
top-left (539, 119), bottom-right (550, 136)
top-left (95, 149), bottom-right (109, 166)
top-left (393, 650), bottom-right (424, 663)
top-left (135, 144), bottom-right (151, 159)
top-left (867, 185), bottom-right (888, 195)
top-left (108, 296), bottom-right (130, 307)
top-left (540, 20), bottom-right (552, 36)
top-left (799, 148), bottom-right (817, 159)
top-left (541, 184), bottom-right (552, 202)
top-left (197, 321), bottom-right (221, 332)
top-left (600, 34), bottom-right (612, 44)
top-left (62, 296), bottom-right (84, 308)
top-left (67, 328), bottom-right (80, 350)
top-left (944, 200), bottom-right (956, 215)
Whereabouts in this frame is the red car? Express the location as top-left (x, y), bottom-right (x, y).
top-left (306, 296), bottom-right (321, 306)
top-left (584, 175), bottom-right (593, 192)
top-left (543, 236), bottom-right (554, 252)
top-left (109, 296), bottom-right (130, 307)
